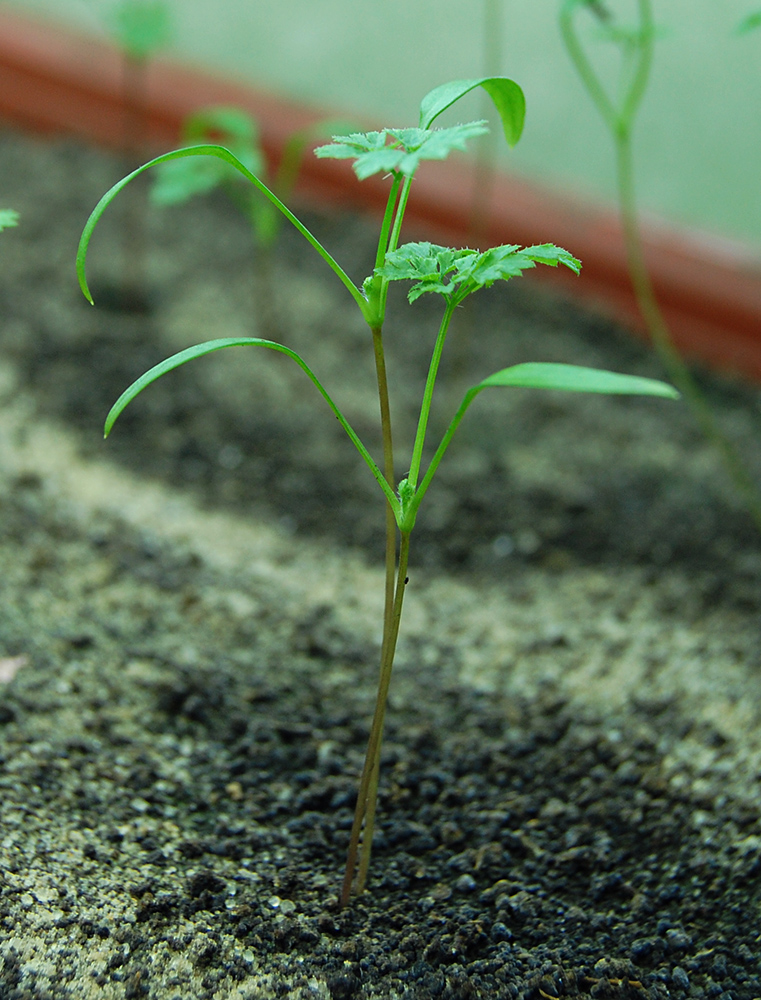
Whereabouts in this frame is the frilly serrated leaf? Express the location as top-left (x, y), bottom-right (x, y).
top-left (454, 244), bottom-right (530, 287)
top-left (521, 244), bottom-right (582, 275)
top-left (378, 241), bottom-right (581, 303)
top-left (315, 122), bottom-right (489, 180)
top-left (378, 243), bottom-right (477, 301)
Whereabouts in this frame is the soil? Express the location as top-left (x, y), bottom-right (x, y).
top-left (0, 127), bottom-right (760, 1000)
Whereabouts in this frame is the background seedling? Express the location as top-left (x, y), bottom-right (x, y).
top-left (152, 107), bottom-right (351, 338)
top-left (106, 0), bottom-right (173, 310)
top-left (77, 76), bottom-right (678, 905)
top-left (559, 0), bottom-right (761, 531)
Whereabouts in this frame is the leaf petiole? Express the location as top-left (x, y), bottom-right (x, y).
top-left (407, 298), bottom-right (458, 491)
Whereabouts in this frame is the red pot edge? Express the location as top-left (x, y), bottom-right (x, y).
top-left (2, 7), bottom-right (761, 382)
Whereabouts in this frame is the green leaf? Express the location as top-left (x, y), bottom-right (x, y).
top-left (411, 361), bottom-right (677, 520)
top-left (182, 108), bottom-right (263, 173)
top-left (151, 156), bottom-right (229, 205)
top-left (111, 0), bottom-right (172, 60)
top-left (77, 144), bottom-right (365, 314)
top-left (103, 336), bottom-right (399, 515)
top-left (378, 241), bottom-right (581, 303)
top-left (477, 362), bottom-right (680, 398)
top-left (0, 209), bottom-right (19, 231)
top-left (274, 118), bottom-right (357, 196)
top-left (418, 78), bottom-right (526, 146)
top-left (378, 242), bottom-right (474, 301)
top-left (455, 244), bottom-right (536, 288)
top-left (520, 244), bottom-right (582, 275)
top-left (315, 122), bottom-right (489, 180)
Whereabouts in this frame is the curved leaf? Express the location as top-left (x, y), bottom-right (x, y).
top-left (407, 361), bottom-right (679, 527)
top-left (418, 77), bottom-right (526, 146)
top-left (103, 337), bottom-right (399, 514)
top-left (76, 145), bottom-right (365, 314)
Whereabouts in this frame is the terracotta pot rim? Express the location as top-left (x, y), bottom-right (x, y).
top-left (1, 6), bottom-right (760, 381)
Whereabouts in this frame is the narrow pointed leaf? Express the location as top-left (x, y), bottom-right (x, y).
top-left (151, 108), bottom-right (265, 207)
top-left (314, 131), bottom-right (387, 160)
top-left (477, 362), bottom-right (679, 398)
top-left (316, 122), bottom-right (489, 180)
top-left (413, 360), bottom-right (678, 515)
top-left (77, 144), bottom-right (364, 312)
top-left (419, 77), bottom-right (526, 146)
top-left (378, 242), bottom-right (579, 303)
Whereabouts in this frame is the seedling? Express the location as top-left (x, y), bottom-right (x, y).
top-left (77, 77), bottom-right (678, 905)
top-left (107, 0), bottom-right (173, 310)
top-left (559, 0), bottom-right (761, 531)
top-left (151, 106), bottom-right (350, 336)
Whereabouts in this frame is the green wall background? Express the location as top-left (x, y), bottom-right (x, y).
top-left (8, 0), bottom-right (761, 251)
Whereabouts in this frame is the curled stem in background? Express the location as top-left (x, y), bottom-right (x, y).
top-left (559, 0), bottom-right (761, 532)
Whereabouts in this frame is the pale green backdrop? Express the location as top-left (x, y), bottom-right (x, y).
top-left (7, 0), bottom-right (761, 250)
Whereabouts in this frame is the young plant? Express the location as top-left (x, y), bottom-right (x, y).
top-left (559, 0), bottom-right (761, 531)
top-left (107, 0), bottom-right (173, 310)
top-left (77, 77), bottom-right (678, 905)
top-left (151, 107), bottom-right (348, 337)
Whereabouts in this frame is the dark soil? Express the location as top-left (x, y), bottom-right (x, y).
top-left (0, 127), bottom-right (760, 999)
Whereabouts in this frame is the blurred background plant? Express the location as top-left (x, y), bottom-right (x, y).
top-left (557, 0), bottom-right (761, 531)
top-left (12, 0), bottom-right (760, 250)
top-left (151, 107), bottom-right (351, 338)
top-left (106, 0), bottom-right (173, 310)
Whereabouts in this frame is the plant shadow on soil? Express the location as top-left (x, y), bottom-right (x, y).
top-left (0, 128), bottom-right (760, 999)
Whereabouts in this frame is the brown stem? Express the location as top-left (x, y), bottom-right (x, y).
top-left (337, 324), bottom-right (401, 907)
top-left (340, 532), bottom-right (410, 907)
top-left (371, 326), bottom-right (397, 631)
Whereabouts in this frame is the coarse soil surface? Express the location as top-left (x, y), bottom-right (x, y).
top-left (0, 127), bottom-right (760, 999)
